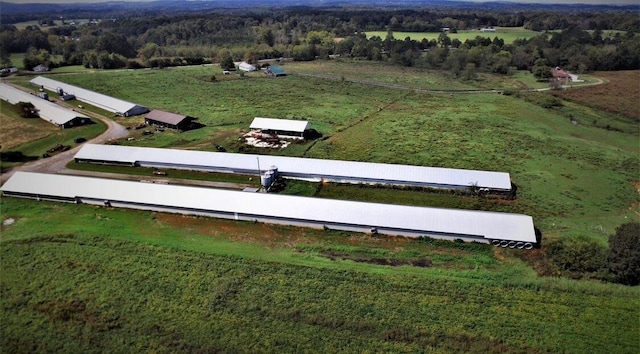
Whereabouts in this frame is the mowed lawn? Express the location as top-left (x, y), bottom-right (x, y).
top-left (366, 27), bottom-right (540, 44)
top-left (35, 64), bottom-right (640, 241)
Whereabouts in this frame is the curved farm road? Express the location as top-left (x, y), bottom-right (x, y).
top-left (0, 101), bottom-right (129, 185)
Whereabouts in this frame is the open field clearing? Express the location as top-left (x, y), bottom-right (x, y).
top-left (366, 27), bottom-right (540, 44)
top-left (1, 198), bottom-right (639, 353)
top-left (17, 64), bottom-right (637, 241)
top-left (285, 61), bottom-right (480, 91)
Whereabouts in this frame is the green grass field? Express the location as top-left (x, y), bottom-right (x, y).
top-left (1, 62), bottom-right (638, 352)
top-left (366, 27), bottom-right (540, 44)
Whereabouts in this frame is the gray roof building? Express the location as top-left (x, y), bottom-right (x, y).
top-left (1, 172), bottom-right (537, 247)
top-left (145, 109), bottom-right (197, 130)
top-left (0, 83), bottom-right (91, 128)
top-left (74, 144), bottom-right (513, 191)
top-left (30, 76), bottom-right (148, 117)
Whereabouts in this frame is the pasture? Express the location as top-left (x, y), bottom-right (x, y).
top-left (366, 27), bottom-right (540, 44)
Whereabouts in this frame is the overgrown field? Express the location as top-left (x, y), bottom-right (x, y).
top-left (0, 100), bottom-right (58, 150)
top-left (552, 70), bottom-right (640, 121)
top-left (1, 198), bottom-right (638, 353)
top-left (21, 64), bottom-right (638, 241)
top-left (365, 27), bottom-right (540, 44)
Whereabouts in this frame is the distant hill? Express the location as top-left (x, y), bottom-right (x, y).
top-left (1, 0), bottom-right (637, 18)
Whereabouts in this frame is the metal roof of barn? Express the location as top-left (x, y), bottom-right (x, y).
top-left (145, 109), bottom-right (191, 125)
top-left (30, 76), bottom-right (148, 116)
top-left (269, 65), bottom-right (286, 75)
top-left (250, 117), bottom-right (310, 133)
top-left (1, 172), bottom-right (537, 243)
top-left (74, 144), bottom-right (513, 190)
top-left (0, 83), bottom-right (89, 126)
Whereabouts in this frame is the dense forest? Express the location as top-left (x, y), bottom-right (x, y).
top-left (1, 5), bottom-right (639, 76)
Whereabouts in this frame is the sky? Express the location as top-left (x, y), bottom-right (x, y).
top-left (2, 0), bottom-right (638, 4)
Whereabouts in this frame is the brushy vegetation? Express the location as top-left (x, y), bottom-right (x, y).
top-left (1, 198), bottom-right (639, 354)
top-left (552, 70), bottom-right (640, 121)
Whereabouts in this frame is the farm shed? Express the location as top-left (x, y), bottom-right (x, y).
top-left (33, 64), bottom-right (49, 72)
top-left (30, 76), bottom-right (149, 117)
top-left (238, 62), bottom-right (257, 72)
top-left (250, 117), bottom-right (310, 138)
top-left (145, 110), bottom-right (197, 131)
top-left (1, 172), bottom-right (538, 248)
top-left (74, 144), bottom-right (514, 192)
top-left (264, 65), bottom-right (286, 77)
top-left (0, 83), bottom-right (91, 128)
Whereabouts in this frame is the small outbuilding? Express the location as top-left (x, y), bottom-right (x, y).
top-left (33, 64), bottom-right (49, 72)
top-left (250, 117), bottom-right (310, 139)
top-left (264, 65), bottom-right (286, 77)
top-left (145, 109), bottom-right (198, 131)
top-left (238, 61), bottom-right (257, 72)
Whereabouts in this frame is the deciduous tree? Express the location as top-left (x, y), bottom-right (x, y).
top-left (607, 222), bottom-right (640, 286)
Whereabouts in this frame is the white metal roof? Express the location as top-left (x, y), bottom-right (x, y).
top-left (0, 83), bottom-right (89, 126)
top-left (238, 61), bottom-right (256, 71)
top-left (30, 76), bottom-right (148, 116)
top-left (74, 144), bottom-right (513, 190)
top-left (1, 172), bottom-right (536, 243)
top-left (250, 117), bottom-right (310, 133)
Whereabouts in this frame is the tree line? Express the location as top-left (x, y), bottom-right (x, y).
top-left (1, 7), bottom-right (638, 75)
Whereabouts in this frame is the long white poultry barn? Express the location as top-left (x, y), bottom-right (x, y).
top-left (0, 83), bottom-right (91, 128)
top-left (74, 144), bottom-right (513, 191)
top-left (1, 172), bottom-right (538, 248)
top-left (30, 76), bottom-right (149, 117)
